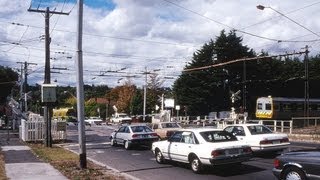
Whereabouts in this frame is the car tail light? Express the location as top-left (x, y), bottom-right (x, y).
top-left (166, 131), bottom-right (174, 137)
top-left (274, 159), bottom-right (280, 169)
top-left (211, 150), bottom-right (225, 157)
top-left (260, 139), bottom-right (272, 145)
top-left (132, 134), bottom-right (139, 138)
top-left (243, 147), bottom-right (252, 154)
top-left (280, 138), bottom-right (289, 143)
top-left (151, 133), bottom-right (158, 137)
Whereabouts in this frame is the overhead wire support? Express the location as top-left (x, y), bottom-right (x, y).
top-left (183, 50), bottom-right (307, 72)
top-left (28, 4), bottom-right (69, 148)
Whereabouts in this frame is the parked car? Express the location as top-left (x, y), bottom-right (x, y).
top-left (150, 122), bottom-right (182, 139)
top-left (272, 150), bottom-right (320, 180)
top-left (152, 128), bottom-right (252, 173)
top-left (110, 113), bottom-right (132, 124)
top-left (110, 124), bottom-right (159, 149)
top-left (224, 124), bottom-right (290, 153)
top-left (84, 117), bottom-right (103, 126)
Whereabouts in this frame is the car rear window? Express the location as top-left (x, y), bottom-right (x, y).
top-left (248, 125), bottom-right (272, 135)
top-left (200, 131), bottom-right (237, 142)
top-left (131, 126), bottom-right (153, 133)
top-left (163, 123), bottom-right (180, 128)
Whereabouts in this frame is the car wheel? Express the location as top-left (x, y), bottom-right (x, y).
top-left (155, 149), bottom-right (165, 164)
top-left (110, 138), bottom-right (116, 146)
top-left (190, 156), bottom-right (203, 173)
top-left (124, 140), bottom-right (131, 150)
top-left (283, 167), bottom-right (306, 180)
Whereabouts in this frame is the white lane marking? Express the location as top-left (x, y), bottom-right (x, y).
top-left (131, 153), bottom-right (141, 156)
top-left (116, 149), bottom-right (125, 152)
top-left (1, 146), bottom-right (31, 151)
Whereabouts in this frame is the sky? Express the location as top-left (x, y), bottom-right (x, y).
top-left (0, 0), bottom-right (320, 88)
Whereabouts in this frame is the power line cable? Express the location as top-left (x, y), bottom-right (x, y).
top-left (241, 1), bottom-right (320, 30)
top-left (162, 0), bottom-right (320, 43)
top-left (184, 50), bottom-right (305, 72)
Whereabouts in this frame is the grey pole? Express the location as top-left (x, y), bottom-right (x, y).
top-left (76, 0), bottom-right (87, 169)
top-left (44, 7), bottom-right (51, 147)
top-left (143, 67), bottom-right (147, 121)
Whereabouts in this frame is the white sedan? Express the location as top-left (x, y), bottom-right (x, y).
top-left (224, 124), bottom-right (290, 153)
top-left (110, 124), bottom-right (159, 149)
top-left (152, 128), bottom-right (252, 173)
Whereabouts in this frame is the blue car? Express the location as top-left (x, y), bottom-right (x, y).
top-left (272, 150), bottom-right (320, 180)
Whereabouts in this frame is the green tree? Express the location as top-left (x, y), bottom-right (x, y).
top-left (173, 30), bottom-right (255, 116)
top-left (146, 73), bottom-right (164, 114)
top-left (0, 66), bottom-right (19, 104)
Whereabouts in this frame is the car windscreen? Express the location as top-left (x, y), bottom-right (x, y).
top-left (248, 125), bottom-right (273, 135)
top-left (131, 126), bottom-right (153, 133)
top-left (200, 131), bottom-right (237, 142)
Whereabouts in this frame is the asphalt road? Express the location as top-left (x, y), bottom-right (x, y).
top-left (62, 125), bottom-right (319, 180)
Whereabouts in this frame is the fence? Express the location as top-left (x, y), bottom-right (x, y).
top-left (20, 119), bottom-right (67, 142)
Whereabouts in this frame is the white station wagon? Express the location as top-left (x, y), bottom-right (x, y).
top-left (224, 124), bottom-right (290, 153)
top-left (152, 128), bottom-right (252, 173)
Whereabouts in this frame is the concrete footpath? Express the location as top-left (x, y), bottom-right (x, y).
top-left (0, 130), bottom-right (68, 180)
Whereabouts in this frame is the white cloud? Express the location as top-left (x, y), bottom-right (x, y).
top-left (0, 0), bottom-right (320, 88)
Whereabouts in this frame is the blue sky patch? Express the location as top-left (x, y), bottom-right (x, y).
top-left (29, 0), bottom-right (116, 11)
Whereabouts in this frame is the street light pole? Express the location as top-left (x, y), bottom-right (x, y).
top-left (76, 0), bottom-right (87, 169)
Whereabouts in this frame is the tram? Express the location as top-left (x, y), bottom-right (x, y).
top-left (255, 96), bottom-right (320, 119)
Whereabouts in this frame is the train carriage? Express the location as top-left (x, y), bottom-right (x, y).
top-left (256, 96), bottom-right (320, 119)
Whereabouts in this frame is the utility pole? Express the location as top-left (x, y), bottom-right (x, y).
top-left (76, 0), bottom-right (87, 169)
top-left (28, 6), bottom-right (69, 147)
top-left (242, 60), bottom-right (246, 112)
top-left (143, 67), bottom-right (147, 121)
top-left (304, 45), bottom-right (310, 119)
top-left (17, 61), bottom-right (37, 112)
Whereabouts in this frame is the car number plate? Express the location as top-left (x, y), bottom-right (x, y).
top-left (273, 140), bottom-right (280, 144)
top-left (228, 149), bottom-right (239, 155)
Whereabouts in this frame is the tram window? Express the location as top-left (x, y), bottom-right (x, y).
top-left (311, 104), bottom-right (317, 110)
top-left (291, 103), bottom-right (297, 112)
top-left (265, 103), bottom-right (271, 110)
top-left (283, 104), bottom-right (291, 112)
top-left (257, 103), bottom-right (263, 110)
top-left (297, 103), bottom-right (303, 110)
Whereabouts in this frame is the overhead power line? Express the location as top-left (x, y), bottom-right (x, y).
top-left (242, 0), bottom-right (320, 30)
top-left (0, 21), bottom-right (200, 48)
top-left (162, 0), bottom-right (320, 43)
top-left (183, 50), bottom-right (306, 72)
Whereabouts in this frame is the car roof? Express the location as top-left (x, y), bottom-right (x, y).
top-left (177, 128), bottom-right (224, 133)
top-left (227, 124), bottom-right (261, 126)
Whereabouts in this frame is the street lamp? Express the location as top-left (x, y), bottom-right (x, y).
top-left (256, 5), bottom-right (320, 38)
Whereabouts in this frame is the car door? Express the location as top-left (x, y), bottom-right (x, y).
top-left (166, 131), bottom-right (183, 161)
top-left (303, 154), bottom-right (320, 176)
top-left (114, 126), bottom-right (126, 144)
top-left (175, 131), bottom-right (196, 162)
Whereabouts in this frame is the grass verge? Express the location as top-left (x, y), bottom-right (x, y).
top-left (28, 143), bottom-right (126, 180)
top-left (0, 150), bottom-right (7, 180)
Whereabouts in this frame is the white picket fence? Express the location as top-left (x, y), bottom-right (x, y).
top-left (20, 118), bottom-right (67, 142)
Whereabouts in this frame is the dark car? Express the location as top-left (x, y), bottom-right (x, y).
top-left (272, 150), bottom-right (320, 180)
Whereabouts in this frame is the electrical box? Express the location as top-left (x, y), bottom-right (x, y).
top-left (41, 84), bottom-right (57, 103)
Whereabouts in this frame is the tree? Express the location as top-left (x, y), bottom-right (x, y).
top-left (146, 73), bottom-right (164, 114)
top-left (173, 30), bottom-right (255, 116)
top-left (0, 66), bottom-right (18, 104)
top-left (107, 80), bottom-right (136, 115)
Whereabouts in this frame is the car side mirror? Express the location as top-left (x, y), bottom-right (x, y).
top-left (114, 130), bottom-right (117, 132)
